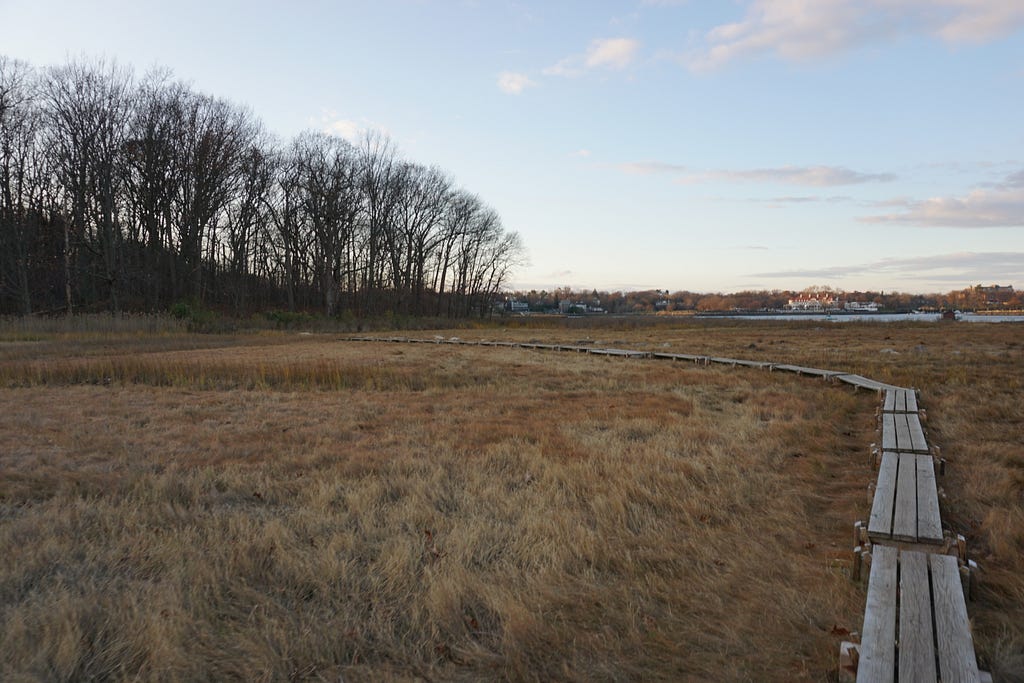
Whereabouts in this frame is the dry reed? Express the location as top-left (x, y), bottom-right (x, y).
top-left (1, 318), bottom-right (1021, 680)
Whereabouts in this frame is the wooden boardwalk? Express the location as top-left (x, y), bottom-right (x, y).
top-left (883, 388), bottom-right (919, 414)
top-left (344, 334), bottom-right (983, 680)
top-left (858, 546), bottom-right (980, 682)
top-left (881, 412), bottom-right (929, 454)
top-left (868, 452), bottom-right (943, 545)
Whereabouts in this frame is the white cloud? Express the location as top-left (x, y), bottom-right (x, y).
top-left (688, 0), bottom-right (1024, 71)
top-left (860, 187), bottom-right (1024, 227)
top-left (585, 38), bottom-right (640, 70)
top-left (571, 149), bottom-right (592, 158)
top-left (315, 110), bottom-right (388, 141)
top-left (621, 161), bottom-right (896, 186)
top-left (754, 251), bottom-right (1024, 284)
top-left (544, 37), bottom-right (640, 77)
top-left (497, 71), bottom-right (535, 95)
top-left (323, 118), bottom-right (360, 139)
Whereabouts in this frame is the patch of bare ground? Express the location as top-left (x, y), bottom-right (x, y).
top-left (0, 333), bottom-right (877, 681)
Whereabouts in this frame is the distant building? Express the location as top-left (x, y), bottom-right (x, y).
top-left (558, 299), bottom-right (604, 315)
top-left (786, 293), bottom-right (837, 311)
top-left (976, 284), bottom-right (1014, 305)
top-left (844, 301), bottom-right (879, 312)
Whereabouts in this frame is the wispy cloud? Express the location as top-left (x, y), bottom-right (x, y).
top-left (754, 251), bottom-right (1024, 283)
top-left (747, 195), bottom-right (853, 206)
top-left (497, 71), bottom-right (535, 95)
top-left (315, 111), bottom-right (389, 141)
top-left (621, 161), bottom-right (895, 186)
top-left (861, 171), bottom-right (1024, 227)
top-left (688, 0), bottom-right (1024, 71)
top-left (544, 37), bottom-right (640, 77)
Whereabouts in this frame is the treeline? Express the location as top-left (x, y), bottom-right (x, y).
top-left (0, 56), bottom-right (522, 317)
top-left (508, 285), bottom-right (1020, 314)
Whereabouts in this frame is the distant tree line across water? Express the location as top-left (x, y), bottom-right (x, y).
top-left (507, 284), bottom-right (1021, 315)
top-left (0, 56), bottom-right (523, 318)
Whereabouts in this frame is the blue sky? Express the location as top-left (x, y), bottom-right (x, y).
top-left (2, 0), bottom-right (1022, 293)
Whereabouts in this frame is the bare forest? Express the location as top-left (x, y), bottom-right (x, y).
top-left (0, 56), bottom-right (523, 318)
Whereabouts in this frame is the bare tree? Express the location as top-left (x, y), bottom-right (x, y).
top-left (0, 56), bottom-right (44, 314)
top-left (290, 132), bottom-right (360, 316)
top-left (389, 163), bottom-right (451, 314)
top-left (122, 70), bottom-right (186, 310)
top-left (1, 55), bottom-right (525, 319)
top-left (356, 131), bottom-right (402, 315)
top-left (42, 58), bottom-right (133, 312)
top-left (173, 92), bottom-right (255, 302)
top-left (221, 132), bottom-right (274, 314)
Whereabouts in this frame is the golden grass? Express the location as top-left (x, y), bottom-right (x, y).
top-left (1, 319), bottom-right (1021, 680)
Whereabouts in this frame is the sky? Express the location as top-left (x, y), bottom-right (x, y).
top-left (1, 0), bottom-right (1022, 294)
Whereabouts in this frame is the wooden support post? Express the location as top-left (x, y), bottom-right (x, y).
top-left (960, 564), bottom-right (972, 602)
top-left (839, 641), bottom-right (859, 682)
top-left (853, 546), bottom-right (864, 582)
top-left (854, 521), bottom-right (865, 547)
top-left (957, 534), bottom-right (967, 562)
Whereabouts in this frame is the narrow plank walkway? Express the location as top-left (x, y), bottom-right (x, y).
top-left (868, 452), bottom-right (943, 544)
top-left (883, 388), bottom-right (919, 413)
top-left (881, 412), bottom-right (929, 453)
top-left (771, 363), bottom-right (846, 379)
top-left (857, 546), bottom-right (980, 682)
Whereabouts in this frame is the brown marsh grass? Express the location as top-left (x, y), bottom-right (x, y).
top-left (0, 318), bottom-right (1021, 680)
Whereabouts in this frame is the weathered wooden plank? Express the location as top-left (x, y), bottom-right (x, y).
top-left (839, 374), bottom-right (900, 392)
top-left (858, 545), bottom-right (898, 683)
top-left (730, 359), bottom-right (773, 369)
top-left (868, 452), bottom-right (899, 539)
top-left (879, 388), bottom-right (920, 413)
top-left (899, 550), bottom-right (937, 682)
top-left (884, 390), bottom-right (898, 413)
top-left (931, 553), bottom-right (981, 683)
top-left (773, 363), bottom-right (817, 374)
top-left (893, 453), bottom-right (919, 542)
top-left (589, 348), bottom-right (649, 358)
top-left (907, 413), bottom-right (929, 453)
top-left (664, 352), bottom-right (709, 363)
top-left (915, 454), bottom-right (943, 544)
top-left (882, 413), bottom-right (898, 452)
top-left (894, 413), bottom-right (912, 452)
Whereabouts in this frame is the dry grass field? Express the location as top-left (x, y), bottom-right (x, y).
top-left (0, 316), bottom-right (1021, 681)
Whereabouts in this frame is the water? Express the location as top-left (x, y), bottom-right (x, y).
top-left (703, 313), bottom-right (1024, 323)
